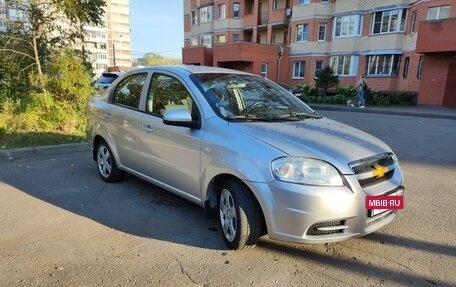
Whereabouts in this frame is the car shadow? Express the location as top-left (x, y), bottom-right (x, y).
top-left (1, 151), bottom-right (455, 286)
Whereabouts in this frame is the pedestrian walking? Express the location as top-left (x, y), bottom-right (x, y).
top-left (354, 75), bottom-right (367, 108)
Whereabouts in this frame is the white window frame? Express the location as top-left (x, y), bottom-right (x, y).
top-left (334, 15), bottom-right (362, 37)
top-left (417, 56), bottom-right (424, 78)
top-left (191, 35), bottom-right (198, 46)
top-left (366, 54), bottom-right (401, 76)
top-left (427, 6), bottom-right (450, 20)
top-left (318, 24), bottom-right (327, 41)
top-left (330, 55), bottom-right (359, 76)
top-left (293, 61), bottom-right (305, 79)
top-left (191, 10), bottom-right (197, 26)
top-left (261, 63), bottom-right (268, 78)
top-left (200, 6), bottom-right (213, 23)
top-left (218, 4), bottom-right (226, 20)
top-left (200, 34), bottom-right (213, 48)
top-left (315, 61), bottom-right (323, 77)
top-left (371, 9), bottom-right (407, 34)
top-left (217, 34), bottom-right (226, 44)
top-left (298, 0), bottom-right (311, 5)
top-left (296, 24), bottom-right (309, 42)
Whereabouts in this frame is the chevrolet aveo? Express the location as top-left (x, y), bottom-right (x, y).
top-left (87, 66), bottom-right (404, 250)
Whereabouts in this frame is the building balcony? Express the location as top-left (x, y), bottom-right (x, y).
top-left (182, 45), bottom-right (213, 66)
top-left (416, 18), bottom-right (456, 54)
top-left (213, 41), bottom-right (283, 63)
top-left (243, 8), bottom-right (289, 29)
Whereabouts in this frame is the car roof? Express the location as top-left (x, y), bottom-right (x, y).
top-left (128, 65), bottom-right (251, 76)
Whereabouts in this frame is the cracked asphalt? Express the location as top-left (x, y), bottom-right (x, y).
top-left (0, 111), bottom-right (455, 286)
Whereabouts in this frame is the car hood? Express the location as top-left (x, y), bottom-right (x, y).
top-left (231, 117), bottom-right (392, 174)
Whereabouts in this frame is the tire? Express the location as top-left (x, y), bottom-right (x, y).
top-left (218, 179), bottom-right (262, 250)
top-left (95, 140), bottom-right (124, 182)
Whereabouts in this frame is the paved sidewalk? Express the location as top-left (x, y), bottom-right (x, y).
top-left (1, 104), bottom-right (455, 161)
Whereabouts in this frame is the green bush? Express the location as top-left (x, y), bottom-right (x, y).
top-left (0, 49), bottom-right (93, 136)
top-left (296, 84), bottom-right (318, 97)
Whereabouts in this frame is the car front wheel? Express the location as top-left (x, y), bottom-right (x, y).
top-left (218, 179), bottom-right (262, 250)
top-left (96, 140), bottom-right (123, 182)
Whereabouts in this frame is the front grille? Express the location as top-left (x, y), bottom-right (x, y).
top-left (306, 220), bottom-right (346, 235)
top-left (349, 153), bottom-right (396, 187)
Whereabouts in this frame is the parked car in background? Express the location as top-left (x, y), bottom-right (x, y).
top-left (87, 65), bottom-right (404, 250)
top-left (94, 72), bottom-right (122, 89)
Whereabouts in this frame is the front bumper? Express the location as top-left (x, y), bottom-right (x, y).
top-left (245, 169), bottom-right (404, 244)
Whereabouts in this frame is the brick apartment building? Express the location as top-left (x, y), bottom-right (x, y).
top-left (182, 0), bottom-right (456, 107)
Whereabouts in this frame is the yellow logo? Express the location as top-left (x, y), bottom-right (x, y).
top-left (373, 166), bottom-right (387, 178)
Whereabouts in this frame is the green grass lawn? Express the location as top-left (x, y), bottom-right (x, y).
top-left (0, 130), bottom-right (86, 150)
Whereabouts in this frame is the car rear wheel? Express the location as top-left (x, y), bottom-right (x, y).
top-left (218, 179), bottom-right (262, 250)
top-left (96, 140), bottom-right (123, 182)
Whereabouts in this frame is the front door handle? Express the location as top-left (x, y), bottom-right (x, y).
top-left (143, 124), bottom-right (153, 134)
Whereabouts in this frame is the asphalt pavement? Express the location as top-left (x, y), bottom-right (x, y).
top-left (1, 104), bottom-right (455, 161)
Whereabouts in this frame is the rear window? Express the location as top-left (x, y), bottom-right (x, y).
top-left (99, 74), bottom-right (118, 84)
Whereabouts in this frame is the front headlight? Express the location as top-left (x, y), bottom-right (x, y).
top-left (271, 157), bottom-right (343, 186)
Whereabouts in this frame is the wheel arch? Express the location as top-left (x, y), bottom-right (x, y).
top-left (204, 174), bottom-right (267, 235)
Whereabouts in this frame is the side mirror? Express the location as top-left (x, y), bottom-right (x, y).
top-left (163, 109), bottom-right (199, 129)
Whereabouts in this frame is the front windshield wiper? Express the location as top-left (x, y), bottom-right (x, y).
top-left (281, 112), bottom-right (322, 119)
top-left (227, 114), bottom-right (275, 122)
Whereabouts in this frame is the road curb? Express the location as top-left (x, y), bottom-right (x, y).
top-left (310, 105), bottom-right (456, 120)
top-left (0, 142), bottom-right (89, 162)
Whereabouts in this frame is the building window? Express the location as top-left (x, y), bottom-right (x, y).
top-left (367, 54), bottom-right (401, 76)
top-left (330, 55), bottom-right (359, 76)
top-left (318, 24), bottom-right (327, 41)
top-left (233, 2), bottom-right (240, 18)
top-left (261, 63), bottom-right (268, 78)
top-left (200, 34), bottom-right (213, 48)
top-left (402, 57), bottom-right (409, 78)
top-left (410, 11), bottom-right (417, 33)
top-left (191, 35), bottom-right (198, 46)
top-left (200, 6), bottom-right (213, 23)
top-left (191, 10), bottom-right (197, 26)
top-left (371, 9), bottom-right (407, 34)
top-left (293, 61), bottom-right (305, 79)
top-left (218, 4), bottom-right (226, 20)
top-left (427, 6), bottom-right (450, 20)
top-left (296, 24), bottom-right (309, 42)
top-left (334, 15), bottom-right (362, 37)
top-left (298, 0), bottom-right (310, 5)
top-left (272, 0), bottom-right (278, 10)
top-left (271, 32), bottom-right (276, 44)
top-left (217, 34), bottom-right (226, 44)
top-left (232, 33), bottom-right (240, 41)
top-left (321, 0), bottom-right (329, 3)
top-left (417, 56), bottom-right (424, 78)
top-left (315, 61), bottom-right (323, 77)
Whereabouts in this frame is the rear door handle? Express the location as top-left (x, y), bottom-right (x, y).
top-left (143, 124), bottom-right (153, 134)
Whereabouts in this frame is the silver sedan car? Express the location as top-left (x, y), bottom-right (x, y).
top-left (87, 65), bottom-right (404, 250)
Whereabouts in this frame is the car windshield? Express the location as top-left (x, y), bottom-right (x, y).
top-left (191, 73), bottom-right (320, 121)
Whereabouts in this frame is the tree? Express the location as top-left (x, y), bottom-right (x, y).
top-left (314, 66), bottom-right (340, 96)
top-left (134, 53), bottom-right (181, 67)
top-left (0, 0), bottom-right (106, 80)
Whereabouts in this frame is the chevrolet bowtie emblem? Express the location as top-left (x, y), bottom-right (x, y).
top-left (373, 165), bottom-right (387, 178)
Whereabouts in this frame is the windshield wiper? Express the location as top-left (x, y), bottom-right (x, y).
top-left (280, 112), bottom-right (322, 120)
top-left (227, 114), bottom-right (274, 122)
